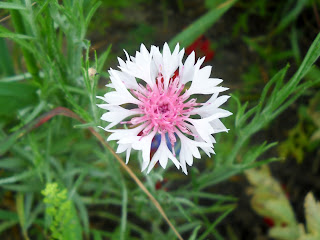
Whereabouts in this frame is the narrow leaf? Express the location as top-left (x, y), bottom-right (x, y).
top-left (0, 2), bottom-right (26, 10)
top-left (169, 0), bottom-right (238, 48)
top-left (0, 82), bottom-right (38, 116)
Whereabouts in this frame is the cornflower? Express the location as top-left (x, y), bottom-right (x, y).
top-left (98, 43), bottom-right (232, 174)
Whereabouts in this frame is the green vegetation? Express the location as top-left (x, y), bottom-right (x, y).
top-left (0, 0), bottom-right (319, 239)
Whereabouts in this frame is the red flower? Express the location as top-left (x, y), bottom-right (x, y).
top-left (186, 35), bottom-right (215, 62)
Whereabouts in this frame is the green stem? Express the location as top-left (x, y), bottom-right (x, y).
top-left (225, 133), bottom-right (248, 164)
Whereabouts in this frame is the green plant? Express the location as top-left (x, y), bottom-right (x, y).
top-left (42, 182), bottom-right (82, 240)
top-left (278, 89), bottom-right (320, 163)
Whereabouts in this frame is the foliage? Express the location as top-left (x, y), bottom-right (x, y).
top-left (42, 182), bottom-right (82, 240)
top-left (226, 0), bottom-right (316, 99)
top-left (278, 91), bottom-right (320, 163)
top-left (0, 0), bottom-right (319, 239)
top-left (246, 166), bottom-right (320, 240)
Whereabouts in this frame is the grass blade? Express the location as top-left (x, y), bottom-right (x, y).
top-left (0, 2), bottom-right (26, 10)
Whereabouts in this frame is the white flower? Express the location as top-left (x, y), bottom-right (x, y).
top-left (97, 43), bottom-right (232, 174)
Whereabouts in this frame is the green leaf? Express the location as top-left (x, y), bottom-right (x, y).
top-left (97, 45), bottom-right (112, 74)
top-left (231, 94), bottom-right (248, 128)
top-left (188, 225), bottom-right (201, 240)
top-left (167, 195), bottom-right (193, 222)
top-left (0, 82), bottom-right (38, 116)
top-left (0, 170), bottom-right (35, 185)
top-left (85, 1), bottom-right (102, 29)
top-left (0, 157), bottom-right (26, 170)
top-left (272, 0), bottom-right (309, 35)
top-left (0, 25), bottom-right (34, 40)
top-left (242, 142), bottom-right (278, 165)
top-left (0, 210), bottom-right (19, 221)
top-left (198, 206), bottom-right (235, 240)
top-left (93, 230), bottom-right (103, 240)
top-left (73, 122), bottom-right (96, 128)
top-left (278, 33), bottom-right (320, 105)
top-left (262, 65), bottom-right (289, 111)
top-left (0, 26), bottom-right (37, 55)
top-left (0, 2), bottom-right (26, 10)
top-left (73, 194), bottom-right (88, 237)
top-left (0, 220), bottom-right (18, 233)
top-left (169, 0), bottom-right (238, 48)
top-left (16, 193), bottom-right (28, 237)
top-left (0, 38), bottom-right (15, 76)
top-left (0, 131), bottom-right (23, 156)
top-left (174, 191), bottom-right (237, 202)
top-left (2, 183), bottom-right (43, 192)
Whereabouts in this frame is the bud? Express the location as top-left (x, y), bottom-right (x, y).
top-left (88, 68), bottom-right (98, 77)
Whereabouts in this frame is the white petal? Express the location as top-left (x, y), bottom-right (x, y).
top-left (116, 143), bottom-right (129, 153)
top-left (107, 69), bottom-right (140, 104)
top-left (162, 43), bottom-right (180, 89)
top-left (176, 131), bottom-right (212, 174)
top-left (178, 47), bottom-right (185, 63)
top-left (131, 130), bottom-right (157, 172)
top-left (162, 43), bottom-right (172, 89)
top-left (213, 95), bottom-right (230, 107)
top-left (112, 69), bottom-right (141, 90)
top-left (179, 51), bottom-right (195, 85)
top-left (187, 118), bottom-right (216, 143)
top-left (107, 124), bottom-right (145, 141)
top-left (105, 83), bottom-right (114, 88)
top-left (119, 46), bottom-right (155, 87)
top-left (140, 44), bottom-right (149, 57)
top-left (185, 123), bottom-right (216, 148)
top-left (100, 106), bottom-right (139, 129)
top-left (147, 134), bottom-right (180, 173)
top-left (190, 95), bottom-right (231, 117)
top-left (118, 57), bottom-right (126, 68)
top-left (116, 144), bottom-right (132, 164)
top-left (151, 45), bottom-right (162, 74)
top-left (122, 49), bottom-right (130, 61)
top-left (210, 119), bottom-right (229, 134)
top-left (187, 109), bottom-right (232, 143)
top-left (100, 91), bottom-right (137, 105)
top-left (186, 65), bottom-right (227, 95)
top-left (125, 148), bottom-right (132, 164)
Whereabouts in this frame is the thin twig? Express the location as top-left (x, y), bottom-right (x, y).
top-left (8, 107), bottom-right (184, 240)
top-left (0, 15), bottom-right (11, 23)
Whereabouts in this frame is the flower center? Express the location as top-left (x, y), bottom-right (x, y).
top-left (157, 103), bottom-right (169, 114)
top-left (130, 74), bottom-right (199, 147)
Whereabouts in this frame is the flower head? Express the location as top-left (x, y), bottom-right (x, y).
top-left (97, 43), bottom-right (232, 174)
